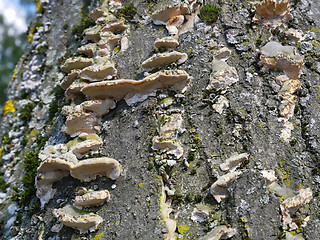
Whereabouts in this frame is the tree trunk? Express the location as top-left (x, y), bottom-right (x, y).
top-left (1, 0), bottom-right (320, 239)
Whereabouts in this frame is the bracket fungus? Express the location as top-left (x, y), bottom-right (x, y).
top-left (154, 37), bottom-right (179, 49)
top-left (191, 204), bottom-right (211, 223)
top-left (220, 153), bottom-right (249, 172)
top-left (210, 171), bottom-right (242, 203)
top-left (36, 145), bottom-right (79, 207)
top-left (65, 80), bottom-right (89, 100)
top-left (152, 137), bottom-right (184, 159)
top-left (79, 61), bottom-right (117, 81)
top-left (280, 188), bottom-right (312, 230)
top-left (198, 225), bottom-right (237, 240)
top-left (78, 43), bottom-right (97, 57)
top-left (160, 184), bottom-right (177, 240)
top-left (70, 157), bottom-right (121, 182)
top-left (260, 41), bottom-right (304, 79)
top-left (159, 113), bottom-right (183, 138)
top-left (60, 57), bottom-right (93, 73)
top-left (61, 70), bottom-right (80, 90)
top-left (151, 5), bottom-right (189, 26)
top-left (73, 189), bottom-right (110, 209)
top-left (66, 134), bottom-right (103, 159)
top-left (142, 51), bottom-right (188, 69)
top-left (63, 112), bottom-right (100, 137)
top-left (52, 205), bottom-right (103, 233)
top-left (206, 60), bottom-right (239, 91)
top-left (84, 25), bottom-right (102, 43)
top-left (212, 96), bottom-right (229, 115)
top-left (80, 99), bottom-right (116, 118)
top-left (252, 0), bottom-right (292, 28)
top-left (166, 15), bottom-right (185, 35)
top-left (81, 70), bottom-right (191, 101)
top-left (101, 20), bottom-right (127, 33)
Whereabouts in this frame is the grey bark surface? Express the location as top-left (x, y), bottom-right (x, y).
top-left (0, 0), bottom-right (320, 240)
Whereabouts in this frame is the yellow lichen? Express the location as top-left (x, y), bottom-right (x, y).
top-left (92, 232), bottom-right (104, 240)
top-left (3, 100), bottom-right (15, 115)
top-left (138, 183), bottom-right (145, 188)
top-left (177, 224), bottom-right (189, 235)
top-left (36, 0), bottom-right (42, 12)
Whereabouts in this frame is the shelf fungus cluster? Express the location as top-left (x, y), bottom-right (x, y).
top-left (260, 170), bottom-right (313, 234)
top-left (37, 1), bottom-right (192, 234)
top-left (36, 144), bottom-right (120, 207)
top-left (260, 41), bottom-right (304, 141)
top-left (143, 34), bottom-right (190, 239)
top-left (252, 0), bottom-right (293, 28)
top-left (151, 1), bottom-right (202, 35)
top-left (206, 47), bottom-right (238, 115)
top-left (35, 2), bottom-right (134, 234)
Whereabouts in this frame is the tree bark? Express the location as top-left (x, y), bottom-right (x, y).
top-left (1, 0), bottom-right (320, 239)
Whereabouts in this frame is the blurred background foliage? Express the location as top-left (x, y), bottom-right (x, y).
top-left (0, 0), bottom-right (35, 106)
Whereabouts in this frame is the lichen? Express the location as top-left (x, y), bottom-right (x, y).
top-left (3, 100), bottom-right (16, 115)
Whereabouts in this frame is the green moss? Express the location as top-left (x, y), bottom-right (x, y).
top-left (187, 151), bottom-right (196, 162)
top-left (72, 14), bottom-right (93, 35)
top-left (0, 176), bottom-right (9, 192)
top-left (48, 99), bottom-right (58, 121)
top-left (199, 4), bottom-right (221, 24)
top-left (2, 132), bottom-right (11, 145)
top-left (171, 189), bottom-right (183, 204)
top-left (36, 135), bottom-right (48, 149)
top-left (117, 4), bottom-right (137, 20)
top-left (305, 61), bottom-right (313, 68)
top-left (194, 194), bottom-right (203, 203)
top-left (11, 151), bottom-right (40, 206)
top-left (185, 192), bottom-right (193, 202)
top-left (19, 103), bottom-right (34, 122)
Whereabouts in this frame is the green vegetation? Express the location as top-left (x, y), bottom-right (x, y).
top-left (11, 151), bottom-right (40, 206)
top-left (199, 4), bottom-right (221, 24)
top-left (72, 14), bottom-right (93, 35)
top-left (2, 132), bottom-right (11, 145)
top-left (19, 103), bottom-right (34, 122)
top-left (194, 194), bottom-right (203, 203)
top-left (117, 4), bottom-right (137, 20)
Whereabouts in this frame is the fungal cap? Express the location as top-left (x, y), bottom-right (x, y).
top-left (151, 5), bottom-right (189, 25)
top-left (61, 70), bottom-right (80, 90)
top-left (78, 43), bottom-right (97, 57)
top-left (101, 21), bottom-right (127, 33)
top-left (152, 137), bottom-right (184, 159)
top-left (81, 70), bottom-right (191, 100)
top-left (65, 80), bottom-right (89, 100)
top-left (154, 37), bottom-right (179, 49)
top-left (253, 0), bottom-right (292, 28)
top-left (71, 157), bottom-right (121, 181)
top-left (142, 51), bottom-right (188, 69)
top-left (84, 25), bottom-right (102, 42)
top-left (73, 190), bottom-right (110, 209)
top-left (260, 41), bottom-right (304, 78)
top-left (66, 134), bottom-right (103, 158)
top-left (213, 47), bottom-right (232, 61)
top-left (52, 205), bottom-right (103, 233)
top-left (207, 60), bottom-right (239, 91)
top-left (63, 112), bottom-right (100, 137)
top-left (166, 15), bottom-right (184, 35)
top-left (210, 171), bottom-right (242, 202)
top-left (198, 225), bottom-right (237, 240)
top-left (60, 57), bottom-right (93, 73)
top-left (220, 153), bottom-right (249, 172)
top-left (79, 61), bottom-right (117, 81)
top-left (80, 99), bottom-right (116, 117)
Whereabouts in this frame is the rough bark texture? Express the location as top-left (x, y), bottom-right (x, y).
top-left (1, 0), bottom-right (320, 240)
